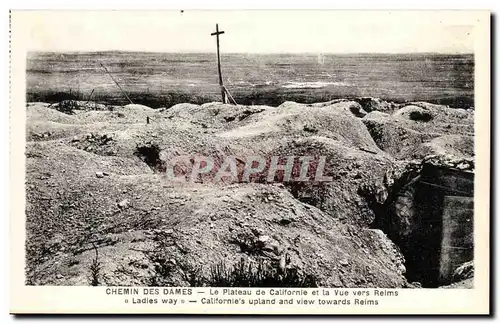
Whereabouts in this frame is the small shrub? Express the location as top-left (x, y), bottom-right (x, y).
top-left (88, 244), bottom-right (102, 286)
top-left (200, 258), bottom-right (317, 288)
top-left (57, 100), bottom-right (80, 114)
top-left (147, 255), bottom-right (175, 286)
top-left (184, 265), bottom-right (204, 287)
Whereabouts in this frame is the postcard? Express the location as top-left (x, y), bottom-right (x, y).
top-left (9, 9), bottom-right (490, 315)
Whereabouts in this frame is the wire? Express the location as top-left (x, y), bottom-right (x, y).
top-left (418, 180), bottom-right (472, 196)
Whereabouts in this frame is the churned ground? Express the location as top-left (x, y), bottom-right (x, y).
top-left (25, 98), bottom-right (474, 288)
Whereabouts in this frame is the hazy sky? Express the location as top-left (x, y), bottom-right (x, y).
top-left (23, 10), bottom-right (475, 53)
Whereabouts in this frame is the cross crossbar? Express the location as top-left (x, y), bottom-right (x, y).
top-left (211, 23), bottom-right (227, 103)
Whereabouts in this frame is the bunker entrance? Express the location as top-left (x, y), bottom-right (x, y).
top-left (373, 164), bottom-right (474, 288)
top-left (134, 143), bottom-right (164, 172)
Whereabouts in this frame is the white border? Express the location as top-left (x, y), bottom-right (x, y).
top-left (3, 1), bottom-right (498, 323)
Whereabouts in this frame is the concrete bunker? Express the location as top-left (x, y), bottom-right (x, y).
top-left (372, 160), bottom-right (474, 287)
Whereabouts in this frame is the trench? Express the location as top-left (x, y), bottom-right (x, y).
top-left (369, 163), bottom-right (474, 288)
top-left (133, 139), bottom-right (474, 287)
top-left (134, 143), bottom-right (164, 172)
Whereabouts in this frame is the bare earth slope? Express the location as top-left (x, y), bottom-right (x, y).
top-left (25, 99), bottom-right (474, 287)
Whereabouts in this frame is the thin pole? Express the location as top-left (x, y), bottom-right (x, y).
top-left (223, 85), bottom-right (237, 105)
top-left (85, 89), bottom-right (95, 105)
top-left (100, 63), bottom-right (134, 105)
top-left (212, 24), bottom-right (226, 104)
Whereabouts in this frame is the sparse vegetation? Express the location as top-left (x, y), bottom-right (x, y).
top-left (27, 89), bottom-right (104, 105)
top-left (147, 255), bottom-right (176, 286)
top-left (56, 100), bottom-right (80, 114)
top-left (25, 92), bottom-right (474, 288)
top-left (203, 258), bottom-right (317, 288)
top-left (148, 254), bottom-right (317, 288)
top-left (88, 244), bottom-right (102, 286)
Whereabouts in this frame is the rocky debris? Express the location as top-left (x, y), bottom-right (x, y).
top-left (265, 136), bottom-right (393, 226)
top-left (354, 97), bottom-right (399, 113)
top-left (70, 133), bottom-right (116, 156)
top-left (52, 100), bottom-right (109, 114)
top-left (417, 135), bottom-right (474, 160)
top-left (452, 261), bottom-right (474, 282)
top-left (423, 154), bottom-right (474, 171)
top-left (361, 99), bottom-right (474, 160)
top-left (95, 171), bottom-right (110, 178)
top-left (25, 99), bottom-right (474, 288)
top-left (440, 278), bottom-right (474, 289)
top-left (117, 199), bottom-right (130, 209)
top-left (163, 229), bottom-right (174, 235)
top-left (219, 102), bottom-right (381, 155)
top-left (32, 131), bottom-right (53, 139)
top-left (163, 103), bottom-right (267, 129)
top-left (362, 113), bottom-right (474, 160)
top-left (362, 117), bottom-right (427, 158)
top-left (299, 100), bottom-right (368, 118)
top-left (410, 281), bottom-right (423, 288)
top-left (86, 133), bottom-right (113, 145)
top-left (257, 235), bottom-right (270, 243)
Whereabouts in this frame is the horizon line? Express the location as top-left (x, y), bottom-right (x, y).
top-left (28, 50), bottom-right (475, 55)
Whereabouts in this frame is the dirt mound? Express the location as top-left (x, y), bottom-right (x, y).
top-left (26, 143), bottom-right (409, 287)
top-left (218, 102), bottom-right (380, 154)
top-left (354, 97), bottom-right (399, 113)
top-left (51, 100), bottom-right (109, 114)
top-left (25, 100), bottom-right (412, 288)
top-left (407, 102), bottom-right (474, 126)
top-left (256, 136), bottom-right (396, 227)
top-left (26, 102), bottom-right (166, 141)
top-left (364, 111), bottom-right (390, 119)
top-left (72, 111), bottom-right (136, 124)
top-left (362, 103), bottom-right (474, 160)
top-left (122, 103), bottom-right (155, 111)
top-left (24, 99), bottom-right (474, 289)
top-left (26, 118), bottom-right (140, 142)
top-left (362, 117), bottom-right (437, 160)
top-left (279, 100), bottom-right (367, 117)
top-left (416, 135), bottom-right (474, 159)
top-left (26, 121), bottom-right (89, 142)
top-left (422, 154), bottom-right (474, 171)
top-left (164, 103), bottom-right (268, 129)
top-left (27, 103), bottom-right (79, 124)
top-left (393, 105), bottom-right (434, 122)
top-left (68, 133), bottom-right (119, 156)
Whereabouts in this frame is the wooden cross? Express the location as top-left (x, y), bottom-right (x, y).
top-left (211, 23), bottom-right (226, 104)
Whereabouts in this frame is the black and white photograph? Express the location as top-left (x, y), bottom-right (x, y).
top-left (9, 9), bottom-right (490, 314)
